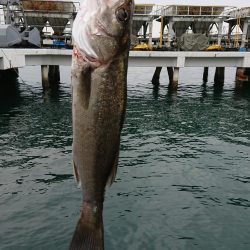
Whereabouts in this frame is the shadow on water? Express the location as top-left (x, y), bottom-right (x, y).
top-left (150, 83), bottom-right (178, 106)
top-left (227, 198), bottom-right (250, 208)
top-left (0, 76), bottom-right (22, 114)
top-left (35, 173), bottom-right (73, 185)
top-left (166, 87), bottom-right (178, 106)
top-left (200, 82), bottom-right (208, 101)
top-left (152, 85), bottom-right (159, 100)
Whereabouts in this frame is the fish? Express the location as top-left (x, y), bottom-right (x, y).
top-left (70, 0), bottom-right (134, 249)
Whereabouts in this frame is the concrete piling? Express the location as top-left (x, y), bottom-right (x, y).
top-left (203, 67), bottom-right (209, 82)
top-left (167, 67), bottom-right (174, 85)
top-left (41, 65), bottom-right (50, 89)
top-left (152, 67), bottom-right (175, 87)
top-left (214, 67), bottom-right (225, 85)
top-left (41, 65), bottom-right (60, 90)
top-left (169, 67), bottom-right (179, 90)
top-left (173, 67), bottom-right (179, 83)
top-left (49, 65), bottom-right (60, 83)
top-left (152, 67), bottom-right (162, 85)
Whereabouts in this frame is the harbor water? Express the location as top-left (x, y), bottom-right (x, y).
top-left (1, 66), bottom-right (250, 250)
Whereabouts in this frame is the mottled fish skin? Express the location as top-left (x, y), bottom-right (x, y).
top-left (70, 0), bottom-right (134, 249)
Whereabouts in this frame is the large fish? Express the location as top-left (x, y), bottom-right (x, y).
top-left (70, 0), bottom-right (134, 249)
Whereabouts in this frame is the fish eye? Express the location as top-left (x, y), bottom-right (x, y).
top-left (116, 8), bottom-right (129, 22)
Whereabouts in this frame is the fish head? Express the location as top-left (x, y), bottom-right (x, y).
top-left (72, 0), bottom-right (134, 64)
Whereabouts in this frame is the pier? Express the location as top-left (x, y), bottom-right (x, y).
top-left (131, 4), bottom-right (250, 87)
top-left (1, 48), bottom-right (250, 89)
top-left (1, 1), bottom-right (250, 89)
top-left (1, 49), bottom-right (250, 69)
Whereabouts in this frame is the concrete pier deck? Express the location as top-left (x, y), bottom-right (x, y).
top-left (1, 49), bottom-right (250, 70)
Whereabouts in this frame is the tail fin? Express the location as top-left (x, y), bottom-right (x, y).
top-left (69, 203), bottom-right (104, 250)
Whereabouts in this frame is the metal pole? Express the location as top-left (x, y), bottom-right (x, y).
top-left (217, 21), bottom-right (223, 46)
top-left (241, 21), bottom-right (249, 48)
top-left (148, 19), bottom-right (153, 50)
top-left (159, 16), bottom-right (164, 48)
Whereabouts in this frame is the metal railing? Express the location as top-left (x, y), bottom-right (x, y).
top-left (0, 6), bottom-right (4, 24)
top-left (134, 4), bottom-right (163, 17)
top-left (154, 5), bottom-right (231, 17)
top-left (228, 7), bottom-right (250, 18)
top-left (21, 0), bottom-right (79, 14)
top-left (134, 4), bottom-right (154, 15)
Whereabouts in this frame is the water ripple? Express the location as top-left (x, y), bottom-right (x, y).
top-left (1, 67), bottom-right (250, 249)
top-left (227, 198), bottom-right (250, 208)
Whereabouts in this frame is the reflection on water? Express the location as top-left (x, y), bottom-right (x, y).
top-left (234, 84), bottom-right (250, 101)
top-left (0, 67), bottom-right (250, 250)
top-left (35, 173), bottom-right (73, 184)
top-left (213, 82), bottom-right (224, 99)
top-left (42, 80), bottom-right (68, 104)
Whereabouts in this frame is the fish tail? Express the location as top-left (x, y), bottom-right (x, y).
top-left (70, 202), bottom-right (104, 250)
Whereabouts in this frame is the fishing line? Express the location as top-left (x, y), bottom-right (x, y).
top-left (1, 48), bottom-right (26, 85)
top-left (1, 49), bottom-right (56, 97)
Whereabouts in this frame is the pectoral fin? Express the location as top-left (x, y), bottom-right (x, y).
top-left (72, 160), bottom-right (81, 187)
top-left (106, 153), bottom-right (119, 187)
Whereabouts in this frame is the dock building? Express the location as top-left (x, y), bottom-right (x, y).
top-left (0, 1), bottom-right (250, 89)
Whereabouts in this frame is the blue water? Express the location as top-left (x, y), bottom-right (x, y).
top-left (1, 66), bottom-right (250, 250)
